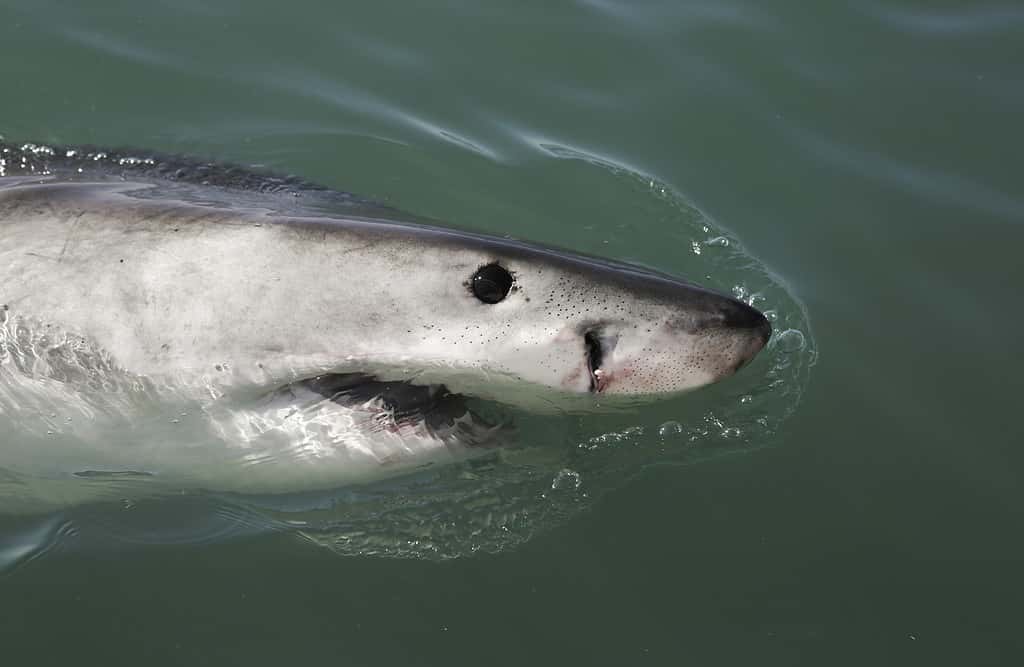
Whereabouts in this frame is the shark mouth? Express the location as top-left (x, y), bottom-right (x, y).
top-left (584, 330), bottom-right (608, 393)
top-left (286, 372), bottom-right (506, 448)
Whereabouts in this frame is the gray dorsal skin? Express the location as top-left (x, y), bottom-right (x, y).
top-left (0, 139), bottom-right (771, 496)
top-left (0, 140), bottom-right (351, 200)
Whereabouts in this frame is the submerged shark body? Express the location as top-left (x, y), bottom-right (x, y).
top-left (0, 141), bottom-right (770, 499)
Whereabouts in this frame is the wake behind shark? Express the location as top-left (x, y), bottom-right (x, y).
top-left (0, 140), bottom-right (769, 500)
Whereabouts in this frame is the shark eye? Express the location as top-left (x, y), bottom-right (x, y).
top-left (470, 263), bottom-right (513, 304)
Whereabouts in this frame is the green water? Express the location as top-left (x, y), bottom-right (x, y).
top-left (1, 1), bottom-right (1022, 664)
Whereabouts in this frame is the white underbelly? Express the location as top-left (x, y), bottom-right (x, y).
top-left (0, 316), bottom-right (493, 501)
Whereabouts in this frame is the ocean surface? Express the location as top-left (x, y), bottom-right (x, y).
top-left (0, 1), bottom-right (1021, 664)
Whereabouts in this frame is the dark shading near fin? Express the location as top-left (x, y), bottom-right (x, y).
top-left (0, 140), bottom-right (369, 206)
top-left (299, 373), bottom-right (493, 436)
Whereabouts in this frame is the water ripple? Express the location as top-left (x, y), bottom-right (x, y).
top-left (859, 3), bottom-right (1024, 36)
top-left (256, 68), bottom-right (503, 161)
top-left (784, 124), bottom-right (1024, 222)
top-left (0, 514), bottom-right (74, 576)
top-left (59, 27), bottom-right (182, 70)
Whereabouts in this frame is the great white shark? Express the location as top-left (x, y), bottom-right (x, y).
top-left (0, 141), bottom-right (770, 499)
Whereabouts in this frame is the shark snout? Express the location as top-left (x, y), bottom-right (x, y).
top-left (714, 298), bottom-right (772, 373)
top-left (725, 300), bottom-right (772, 346)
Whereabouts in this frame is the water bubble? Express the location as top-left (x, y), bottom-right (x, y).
top-left (774, 329), bottom-right (806, 353)
top-left (658, 421), bottom-right (683, 438)
top-left (551, 469), bottom-right (582, 491)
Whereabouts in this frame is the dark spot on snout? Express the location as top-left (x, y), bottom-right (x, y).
top-left (721, 302), bottom-right (772, 374)
top-left (667, 299), bottom-right (772, 342)
top-left (722, 301), bottom-right (772, 345)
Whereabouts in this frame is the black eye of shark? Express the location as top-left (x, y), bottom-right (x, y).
top-left (470, 263), bottom-right (514, 304)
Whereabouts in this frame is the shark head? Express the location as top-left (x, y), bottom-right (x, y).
top-left (278, 218), bottom-right (772, 409)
